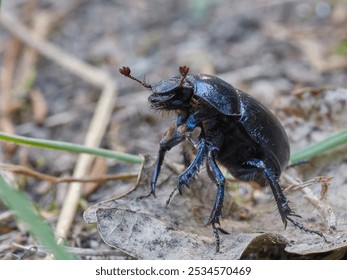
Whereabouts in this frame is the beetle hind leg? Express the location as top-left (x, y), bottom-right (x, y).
top-left (285, 216), bottom-right (327, 241)
top-left (244, 159), bottom-right (326, 240)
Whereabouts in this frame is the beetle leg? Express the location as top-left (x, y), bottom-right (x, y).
top-left (176, 110), bottom-right (189, 127)
top-left (205, 147), bottom-right (225, 253)
top-left (177, 138), bottom-right (207, 194)
top-left (185, 111), bottom-right (217, 131)
top-left (206, 148), bottom-right (225, 224)
top-left (181, 141), bottom-right (193, 168)
top-left (244, 159), bottom-right (326, 240)
top-left (150, 124), bottom-right (186, 197)
top-left (185, 112), bottom-right (200, 131)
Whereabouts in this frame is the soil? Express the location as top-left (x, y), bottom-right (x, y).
top-left (1, 0), bottom-right (347, 259)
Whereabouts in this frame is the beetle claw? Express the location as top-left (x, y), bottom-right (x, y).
top-left (150, 182), bottom-right (157, 198)
top-left (177, 178), bottom-right (190, 195)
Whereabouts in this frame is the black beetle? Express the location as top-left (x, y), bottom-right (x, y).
top-left (119, 66), bottom-right (324, 252)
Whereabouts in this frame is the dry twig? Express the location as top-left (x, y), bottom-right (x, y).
top-left (282, 173), bottom-right (336, 231)
top-left (0, 163), bottom-right (137, 184)
top-left (0, 11), bottom-right (119, 243)
top-left (0, 12), bottom-right (111, 88)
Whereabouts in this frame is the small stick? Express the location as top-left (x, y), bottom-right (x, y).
top-left (0, 12), bottom-right (111, 88)
top-left (0, 163), bottom-right (138, 184)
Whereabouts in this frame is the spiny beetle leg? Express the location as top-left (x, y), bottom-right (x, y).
top-left (245, 159), bottom-right (326, 241)
top-left (209, 186), bottom-right (223, 254)
top-left (206, 148), bottom-right (226, 253)
top-left (177, 139), bottom-right (207, 194)
top-left (151, 123), bottom-right (186, 197)
top-left (286, 216), bottom-right (327, 241)
top-left (206, 148), bottom-right (225, 224)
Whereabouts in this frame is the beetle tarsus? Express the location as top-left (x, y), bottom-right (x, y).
top-left (166, 188), bottom-right (177, 207)
top-left (211, 223), bottom-right (221, 253)
top-left (137, 189), bottom-right (155, 201)
top-left (285, 214), bottom-right (327, 241)
top-left (278, 198), bottom-right (326, 241)
top-left (150, 183), bottom-right (157, 198)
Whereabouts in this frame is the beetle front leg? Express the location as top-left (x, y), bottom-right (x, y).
top-left (150, 124), bottom-right (186, 196)
top-left (177, 138), bottom-right (207, 194)
top-left (176, 110), bottom-right (189, 127)
top-left (175, 111), bottom-right (214, 188)
top-left (185, 111), bottom-right (217, 131)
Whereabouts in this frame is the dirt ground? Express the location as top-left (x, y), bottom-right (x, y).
top-left (1, 0), bottom-right (347, 259)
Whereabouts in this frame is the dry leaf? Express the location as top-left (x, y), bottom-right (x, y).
top-left (84, 155), bottom-right (347, 259)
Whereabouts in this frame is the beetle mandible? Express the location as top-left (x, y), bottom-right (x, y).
top-left (119, 65), bottom-right (324, 252)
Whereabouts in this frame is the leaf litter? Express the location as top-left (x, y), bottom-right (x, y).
top-left (85, 128), bottom-right (347, 259)
top-left (2, 0), bottom-right (347, 260)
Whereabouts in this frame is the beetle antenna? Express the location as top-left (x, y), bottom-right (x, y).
top-left (178, 65), bottom-right (189, 87)
top-left (119, 66), bottom-right (152, 89)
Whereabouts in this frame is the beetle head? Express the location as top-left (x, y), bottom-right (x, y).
top-left (119, 66), bottom-right (194, 111)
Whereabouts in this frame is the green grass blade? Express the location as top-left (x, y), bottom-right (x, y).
top-left (0, 174), bottom-right (77, 259)
top-left (2, 128), bottom-right (347, 167)
top-left (0, 132), bottom-right (142, 164)
top-left (290, 128), bottom-right (347, 164)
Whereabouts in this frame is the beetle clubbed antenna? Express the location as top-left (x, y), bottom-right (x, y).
top-left (178, 65), bottom-right (189, 87)
top-left (119, 66), bottom-right (152, 89)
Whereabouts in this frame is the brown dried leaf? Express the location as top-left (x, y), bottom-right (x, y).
top-left (95, 207), bottom-right (214, 259)
top-left (85, 155), bottom-right (347, 259)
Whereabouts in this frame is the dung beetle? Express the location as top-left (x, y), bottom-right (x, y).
top-left (119, 66), bottom-right (324, 252)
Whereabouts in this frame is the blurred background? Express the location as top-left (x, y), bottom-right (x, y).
top-left (1, 0), bottom-right (347, 259)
